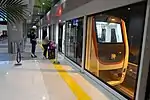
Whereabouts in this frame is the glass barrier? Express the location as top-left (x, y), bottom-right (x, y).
top-left (64, 18), bottom-right (84, 65)
top-left (85, 2), bottom-right (146, 99)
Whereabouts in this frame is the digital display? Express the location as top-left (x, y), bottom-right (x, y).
top-left (73, 19), bottom-right (78, 26)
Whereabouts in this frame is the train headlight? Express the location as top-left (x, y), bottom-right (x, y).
top-left (111, 53), bottom-right (116, 60)
top-left (107, 16), bottom-right (121, 23)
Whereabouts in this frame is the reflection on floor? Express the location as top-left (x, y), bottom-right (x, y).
top-left (0, 40), bottom-right (120, 100)
top-left (0, 39), bottom-right (8, 53)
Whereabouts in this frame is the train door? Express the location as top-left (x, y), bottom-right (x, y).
top-left (65, 22), bottom-right (70, 57)
top-left (76, 19), bottom-right (83, 65)
top-left (58, 23), bottom-right (63, 52)
top-left (49, 26), bottom-right (51, 40)
top-left (42, 27), bottom-right (47, 38)
top-left (70, 20), bottom-right (77, 61)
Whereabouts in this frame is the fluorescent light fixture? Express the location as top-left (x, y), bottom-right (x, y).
top-left (32, 26), bottom-right (37, 29)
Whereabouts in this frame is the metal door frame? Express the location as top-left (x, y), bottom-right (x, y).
top-left (135, 0), bottom-right (150, 100)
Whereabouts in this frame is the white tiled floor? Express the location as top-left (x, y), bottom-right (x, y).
top-left (0, 39), bottom-right (120, 100)
top-left (0, 39), bottom-right (8, 53)
top-left (0, 60), bottom-right (50, 100)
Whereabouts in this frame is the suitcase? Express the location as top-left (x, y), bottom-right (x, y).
top-left (48, 49), bottom-right (55, 59)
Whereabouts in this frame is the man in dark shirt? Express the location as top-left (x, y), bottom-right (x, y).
top-left (30, 30), bottom-right (37, 58)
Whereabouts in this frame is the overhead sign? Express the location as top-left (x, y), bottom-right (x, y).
top-left (56, 5), bottom-right (62, 16)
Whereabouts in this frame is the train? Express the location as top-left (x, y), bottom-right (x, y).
top-left (85, 14), bottom-right (129, 86)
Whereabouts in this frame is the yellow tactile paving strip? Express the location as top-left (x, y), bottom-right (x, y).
top-left (51, 62), bottom-right (91, 100)
top-left (40, 44), bottom-right (91, 100)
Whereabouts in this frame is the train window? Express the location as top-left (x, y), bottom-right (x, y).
top-left (65, 18), bottom-right (84, 66)
top-left (96, 22), bottom-right (123, 43)
top-left (85, 2), bottom-right (147, 99)
top-left (87, 16), bottom-right (132, 99)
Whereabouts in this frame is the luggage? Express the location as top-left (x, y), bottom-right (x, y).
top-left (48, 49), bottom-right (55, 59)
top-left (48, 41), bottom-right (56, 59)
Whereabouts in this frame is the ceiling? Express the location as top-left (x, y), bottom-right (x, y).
top-left (30, 0), bottom-right (52, 26)
top-left (26, 0), bottom-right (61, 30)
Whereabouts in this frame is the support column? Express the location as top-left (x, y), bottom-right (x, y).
top-left (47, 26), bottom-right (49, 38)
top-left (21, 20), bottom-right (27, 52)
top-left (8, 21), bottom-right (23, 54)
top-left (40, 19), bottom-right (42, 41)
top-left (81, 16), bottom-right (87, 73)
top-left (55, 23), bottom-right (59, 44)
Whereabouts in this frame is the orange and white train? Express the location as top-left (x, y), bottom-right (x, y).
top-left (85, 15), bottom-right (129, 86)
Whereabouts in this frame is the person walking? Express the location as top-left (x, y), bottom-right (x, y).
top-left (42, 33), bottom-right (49, 59)
top-left (30, 29), bottom-right (37, 58)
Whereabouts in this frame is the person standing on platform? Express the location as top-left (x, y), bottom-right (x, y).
top-left (30, 29), bottom-right (37, 58)
top-left (42, 32), bottom-right (49, 59)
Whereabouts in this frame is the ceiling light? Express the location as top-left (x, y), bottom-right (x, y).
top-left (55, 4), bottom-right (58, 7)
top-left (62, 0), bottom-right (66, 3)
top-left (42, 3), bottom-right (45, 5)
top-left (38, 13), bottom-right (40, 15)
top-left (42, 96), bottom-right (46, 100)
top-left (128, 8), bottom-right (131, 10)
top-left (111, 18), bottom-right (116, 21)
top-left (29, 15), bottom-right (31, 16)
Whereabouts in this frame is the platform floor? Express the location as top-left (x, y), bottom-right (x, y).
top-left (0, 39), bottom-right (120, 100)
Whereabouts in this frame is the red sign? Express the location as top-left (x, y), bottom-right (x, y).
top-left (56, 5), bottom-right (62, 16)
top-left (47, 12), bottom-right (51, 24)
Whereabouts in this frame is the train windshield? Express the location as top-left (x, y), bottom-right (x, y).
top-left (93, 15), bottom-right (125, 64)
top-left (94, 15), bottom-right (124, 44)
top-left (96, 22), bottom-right (123, 43)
